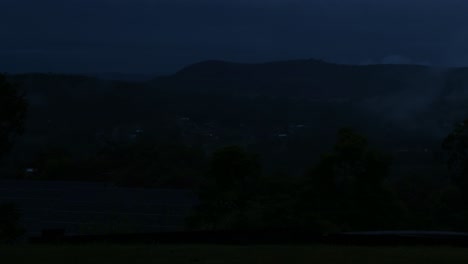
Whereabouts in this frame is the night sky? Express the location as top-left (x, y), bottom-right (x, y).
top-left (2, 0), bottom-right (468, 74)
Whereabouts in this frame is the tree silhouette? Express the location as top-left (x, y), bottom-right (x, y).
top-left (189, 146), bottom-right (261, 229)
top-left (0, 74), bottom-right (27, 160)
top-left (443, 119), bottom-right (468, 203)
top-left (0, 203), bottom-right (24, 243)
top-left (303, 128), bottom-right (399, 230)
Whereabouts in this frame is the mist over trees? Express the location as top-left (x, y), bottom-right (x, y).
top-left (2, 61), bottom-right (461, 178)
top-left (3, 60), bottom-right (468, 232)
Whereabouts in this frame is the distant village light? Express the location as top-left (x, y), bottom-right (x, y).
top-left (25, 168), bottom-right (36, 173)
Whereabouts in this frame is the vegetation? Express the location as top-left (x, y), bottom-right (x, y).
top-left (300, 128), bottom-right (402, 231)
top-left (4, 61), bottom-right (464, 179)
top-left (0, 74), bottom-right (27, 160)
top-left (0, 203), bottom-right (24, 243)
top-left (188, 146), bottom-right (262, 229)
top-left (188, 129), bottom-right (400, 231)
top-left (2, 245), bottom-right (468, 264)
top-left (4, 62), bottom-right (468, 234)
top-left (0, 75), bottom-right (26, 243)
top-left (185, 125), bottom-right (468, 232)
top-left (443, 119), bottom-right (468, 202)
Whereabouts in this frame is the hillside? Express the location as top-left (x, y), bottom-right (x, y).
top-left (3, 60), bottom-right (468, 180)
top-left (151, 59), bottom-right (464, 140)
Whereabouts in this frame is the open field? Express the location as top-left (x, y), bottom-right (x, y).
top-left (1, 245), bottom-right (468, 264)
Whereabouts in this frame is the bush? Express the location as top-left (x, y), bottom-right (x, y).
top-left (0, 203), bottom-right (24, 243)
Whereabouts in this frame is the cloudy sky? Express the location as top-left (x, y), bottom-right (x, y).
top-left (2, 0), bottom-right (468, 74)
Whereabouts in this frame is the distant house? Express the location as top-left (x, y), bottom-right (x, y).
top-left (0, 180), bottom-right (199, 236)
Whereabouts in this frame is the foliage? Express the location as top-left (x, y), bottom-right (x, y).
top-left (0, 203), bottom-right (24, 243)
top-left (205, 146), bottom-right (261, 189)
top-left (0, 74), bottom-right (27, 160)
top-left (189, 131), bottom-right (402, 232)
top-left (443, 119), bottom-right (468, 201)
top-left (188, 146), bottom-right (262, 229)
top-left (300, 128), bottom-right (402, 231)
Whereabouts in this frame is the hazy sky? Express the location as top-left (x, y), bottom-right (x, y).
top-left (2, 0), bottom-right (468, 74)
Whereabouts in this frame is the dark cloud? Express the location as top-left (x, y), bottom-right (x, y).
top-left (2, 0), bottom-right (468, 73)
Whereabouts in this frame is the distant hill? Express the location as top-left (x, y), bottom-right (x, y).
top-left (91, 72), bottom-right (160, 82)
top-left (150, 59), bottom-right (465, 138)
top-left (169, 59), bottom-right (432, 97)
top-left (3, 59), bottom-right (468, 179)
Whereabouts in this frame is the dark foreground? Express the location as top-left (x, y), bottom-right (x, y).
top-left (29, 230), bottom-right (468, 247)
top-left (1, 245), bottom-right (468, 264)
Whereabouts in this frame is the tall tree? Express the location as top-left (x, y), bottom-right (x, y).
top-left (443, 119), bottom-right (468, 203)
top-left (189, 146), bottom-right (261, 229)
top-left (0, 203), bottom-right (24, 243)
top-left (0, 74), bottom-right (27, 160)
top-left (303, 128), bottom-right (399, 230)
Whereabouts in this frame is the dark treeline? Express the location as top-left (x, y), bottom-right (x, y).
top-left (186, 127), bottom-right (468, 232)
top-left (2, 59), bottom-right (468, 238)
top-left (3, 60), bottom-right (463, 179)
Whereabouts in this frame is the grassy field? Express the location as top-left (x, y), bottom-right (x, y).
top-left (1, 245), bottom-right (468, 264)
